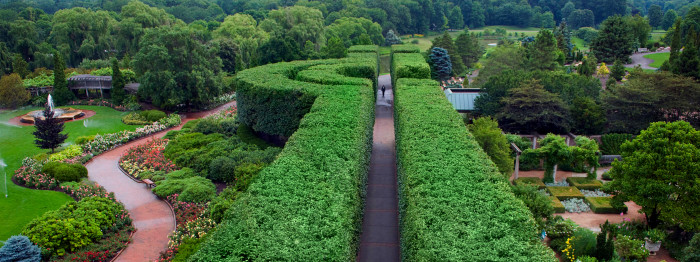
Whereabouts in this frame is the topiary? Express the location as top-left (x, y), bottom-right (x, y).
top-left (42, 162), bottom-right (88, 182)
top-left (0, 235), bottom-right (41, 262)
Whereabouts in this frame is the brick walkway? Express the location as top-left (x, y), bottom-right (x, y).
top-left (357, 75), bottom-right (400, 262)
top-left (85, 101), bottom-right (236, 262)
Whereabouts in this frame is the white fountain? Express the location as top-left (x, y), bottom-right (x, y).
top-left (19, 95), bottom-right (85, 124)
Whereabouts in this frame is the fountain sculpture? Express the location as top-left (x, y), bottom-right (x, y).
top-left (19, 95), bottom-right (85, 124)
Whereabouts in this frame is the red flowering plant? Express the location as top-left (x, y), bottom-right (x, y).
top-left (119, 138), bottom-right (177, 180)
top-left (156, 195), bottom-right (216, 262)
top-left (12, 157), bottom-right (59, 190)
top-left (60, 182), bottom-right (116, 202)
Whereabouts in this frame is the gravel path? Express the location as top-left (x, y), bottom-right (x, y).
top-left (86, 101), bottom-right (236, 262)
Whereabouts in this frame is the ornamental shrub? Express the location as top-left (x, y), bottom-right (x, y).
top-left (178, 179), bottom-right (216, 203)
top-left (74, 135), bottom-right (95, 145)
top-left (208, 156), bottom-right (236, 183)
top-left (49, 145), bottom-right (83, 162)
top-left (0, 235), bottom-right (41, 262)
top-left (599, 133), bottom-right (633, 155)
top-left (571, 227), bottom-right (597, 258)
top-left (233, 162), bottom-right (264, 192)
top-left (682, 234), bottom-right (700, 262)
top-left (42, 161), bottom-right (88, 182)
top-left (121, 112), bottom-right (150, 125)
top-left (139, 110), bottom-right (167, 122)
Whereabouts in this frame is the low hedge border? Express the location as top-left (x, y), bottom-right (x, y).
top-left (546, 186), bottom-right (585, 200)
top-left (393, 46), bottom-right (556, 261)
top-left (190, 49), bottom-right (378, 261)
top-left (551, 196), bottom-right (566, 213)
top-left (566, 177), bottom-right (603, 190)
top-left (514, 177), bottom-right (546, 190)
top-left (585, 197), bottom-right (628, 214)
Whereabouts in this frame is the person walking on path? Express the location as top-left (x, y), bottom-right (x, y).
top-left (381, 85), bottom-right (386, 97)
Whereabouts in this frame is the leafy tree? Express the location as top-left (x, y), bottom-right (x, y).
top-left (528, 29), bottom-right (559, 71)
top-left (0, 73), bottom-right (30, 109)
top-left (260, 35), bottom-right (302, 64)
top-left (567, 9), bottom-right (595, 29)
top-left (554, 21), bottom-right (572, 59)
top-left (467, 117), bottom-right (514, 178)
top-left (591, 15), bottom-right (634, 63)
top-left (384, 29), bottom-right (402, 46)
top-left (323, 36), bottom-right (347, 59)
top-left (51, 52), bottom-right (74, 106)
top-left (12, 54), bottom-right (29, 79)
top-left (578, 54), bottom-right (598, 77)
top-left (50, 7), bottom-right (115, 66)
top-left (448, 6), bottom-right (464, 29)
top-left (111, 59), bottom-right (125, 105)
top-left (133, 25), bottom-right (222, 110)
top-left (673, 36), bottom-right (700, 79)
top-left (682, 234), bottom-right (700, 262)
top-left (610, 60), bottom-right (625, 81)
top-left (560, 2), bottom-right (576, 21)
top-left (358, 34), bottom-right (372, 45)
top-left (648, 5), bottom-right (663, 29)
top-left (625, 14), bottom-right (652, 48)
top-left (524, 134), bottom-right (570, 183)
top-left (662, 10), bottom-right (678, 30)
top-left (33, 105), bottom-right (68, 153)
top-left (570, 97), bottom-right (605, 135)
top-left (476, 44), bottom-right (526, 84)
top-left (0, 235), bottom-right (41, 262)
top-left (325, 17), bottom-right (383, 47)
top-left (454, 32), bottom-right (482, 68)
top-left (262, 6), bottom-right (325, 46)
top-left (498, 80), bottom-right (570, 135)
top-left (604, 121), bottom-right (700, 230)
top-left (0, 43), bottom-right (12, 76)
top-left (213, 14), bottom-right (269, 71)
top-left (431, 32), bottom-right (465, 75)
top-left (429, 47), bottom-right (452, 80)
top-left (569, 136), bottom-right (600, 177)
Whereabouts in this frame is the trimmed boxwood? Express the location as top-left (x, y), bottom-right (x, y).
top-left (585, 197), bottom-right (628, 214)
top-left (394, 77), bottom-right (556, 261)
top-left (391, 52), bottom-right (430, 87)
top-left (42, 161), bottom-right (88, 182)
top-left (191, 49), bottom-right (378, 261)
top-left (514, 177), bottom-right (547, 189)
top-left (348, 45), bottom-right (379, 53)
top-left (566, 177), bottom-right (603, 190)
top-left (547, 186), bottom-right (585, 200)
top-left (551, 196), bottom-right (566, 213)
top-left (391, 44), bottom-right (421, 53)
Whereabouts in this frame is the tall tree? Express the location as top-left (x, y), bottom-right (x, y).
top-left (454, 32), bottom-right (482, 68)
top-left (648, 5), bottom-right (663, 29)
top-left (0, 73), bottom-right (30, 109)
top-left (467, 117), bottom-right (514, 179)
top-left (449, 6), bottom-right (464, 29)
top-left (11, 54), bottom-right (29, 79)
top-left (429, 47), bottom-right (452, 80)
top-left (591, 15), bottom-right (634, 63)
top-left (578, 54), bottom-right (598, 77)
top-left (33, 105), bottom-right (68, 153)
top-left (528, 29), bottom-right (559, 71)
top-left (626, 14), bottom-right (652, 48)
top-left (604, 121), bottom-right (700, 230)
top-left (673, 32), bottom-right (700, 79)
top-left (213, 14), bottom-right (269, 71)
top-left (51, 52), bottom-right (74, 106)
top-left (610, 59), bottom-right (626, 81)
top-left (384, 29), bottom-right (402, 46)
top-left (570, 97), bottom-right (605, 135)
top-left (560, 2), bottom-right (576, 21)
top-left (323, 36), bottom-right (347, 59)
top-left (0, 43), bottom-right (12, 76)
top-left (567, 9), bottom-right (595, 29)
top-left (111, 58), bottom-right (126, 105)
top-left (498, 80), bottom-right (570, 134)
top-left (662, 10), bottom-right (678, 30)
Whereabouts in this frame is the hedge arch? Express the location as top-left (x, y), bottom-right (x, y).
top-left (191, 50), bottom-right (378, 261)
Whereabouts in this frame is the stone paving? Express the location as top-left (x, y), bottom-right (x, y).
top-left (357, 75), bottom-right (400, 262)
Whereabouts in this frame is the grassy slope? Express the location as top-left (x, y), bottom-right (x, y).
top-left (0, 106), bottom-right (138, 241)
top-left (644, 52), bottom-right (670, 68)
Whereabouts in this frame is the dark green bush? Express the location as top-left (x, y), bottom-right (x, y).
top-left (572, 227), bottom-right (597, 258)
top-left (191, 54), bottom-right (377, 261)
top-left (178, 180), bottom-right (216, 203)
top-left (208, 156), bottom-right (236, 183)
top-left (599, 133), bottom-right (633, 155)
top-left (394, 77), bottom-right (556, 260)
top-left (139, 110), bottom-right (167, 122)
top-left (74, 135), bottom-right (95, 145)
top-left (42, 162), bottom-right (88, 182)
top-left (511, 184), bottom-right (554, 229)
top-left (172, 236), bottom-right (209, 262)
top-left (182, 119), bottom-right (201, 129)
top-left (513, 177), bottom-right (546, 189)
top-left (121, 112), bottom-right (151, 125)
top-left (390, 52), bottom-right (430, 86)
top-left (193, 117), bottom-right (238, 136)
top-left (506, 134), bottom-right (541, 170)
top-left (232, 162), bottom-right (264, 192)
top-left (237, 124), bottom-right (271, 149)
top-left (166, 168), bottom-right (198, 180)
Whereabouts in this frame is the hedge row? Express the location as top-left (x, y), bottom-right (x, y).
top-left (391, 44), bottom-right (421, 53)
top-left (513, 177), bottom-right (547, 189)
top-left (551, 196), bottom-right (566, 213)
top-left (391, 53), bottom-right (431, 86)
top-left (191, 50), bottom-right (378, 261)
top-left (585, 197), bottom-right (628, 214)
top-left (348, 45), bottom-right (379, 53)
top-left (546, 186), bottom-right (585, 200)
top-left (394, 77), bottom-right (556, 261)
top-left (566, 177), bottom-right (603, 190)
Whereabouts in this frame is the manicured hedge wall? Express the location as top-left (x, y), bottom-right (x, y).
top-left (391, 44), bottom-right (421, 53)
top-left (585, 197), bottom-right (628, 214)
top-left (566, 177), bottom-right (603, 190)
top-left (391, 52), bottom-right (431, 86)
top-left (513, 177), bottom-right (547, 189)
top-left (394, 78), bottom-right (556, 261)
top-left (191, 50), bottom-right (378, 261)
top-left (348, 45), bottom-right (379, 53)
top-left (546, 186), bottom-right (585, 200)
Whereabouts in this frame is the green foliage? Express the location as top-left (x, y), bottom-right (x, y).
top-left (528, 29), bottom-right (559, 71)
top-left (0, 235), bottom-right (41, 262)
top-left (455, 32), bottom-right (483, 68)
top-left (605, 121), bottom-right (700, 230)
top-left (33, 107), bottom-right (68, 153)
top-left (74, 135), bottom-right (95, 145)
top-left (207, 156), bottom-right (236, 183)
top-left (682, 234), bottom-right (700, 262)
top-left (566, 178), bottom-right (602, 190)
top-left (171, 236), bottom-right (209, 262)
top-left (51, 52), bottom-right (74, 106)
top-left (585, 197), bottom-right (627, 214)
top-left (506, 134), bottom-right (540, 170)
top-left (571, 228), bottom-right (598, 258)
top-left (498, 81), bottom-right (570, 134)
top-left (575, 28), bottom-right (599, 44)
top-left (614, 235), bottom-right (649, 261)
top-left (394, 77), bottom-right (556, 261)
top-left (610, 60), bottom-right (625, 81)
top-left (153, 176), bottom-right (215, 203)
top-left (428, 47), bottom-right (452, 80)
top-left (513, 177), bottom-right (546, 189)
top-left (111, 59), bottom-right (126, 105)
top-left (551, 197), bottom-right (566, 213)
top-left (12, 55), bottom-right (29, 79)
top-left (323, 36), bottom-right (347, 59)
top-left (390, 45), bottom-right (421, 54)
top-left (570, 97), bottom-right (605, 135)
top-left (599, 134), bottom-right (633, 155)
top-left (48, 145), bottom-right (83, 162)
top-left (22, 197), bottom-right (121, 256)
top-left (468, 117), bottom-right (514, 178)
top-left (547, 186), bottom-right (584, 200)
top-left (237, 124), bottom-right (271, 149)
top-left (192, 117), bottom-right (237, 136)
top-left (232, 162), bottom-right (264, 192)
top-left (121, 112), bottom-right (151, 125)
top-left (325, 17), bottom-right (383, 47)
top-left (391, 50), bottom-right (431, 87)
top-left (42, 161), bottom-right (87, 182)
top-left (348, 45), bottom-right (379, 54)
top-left (0, 73), bottom-right (30, 109)
top-left (591, 15), bottom-right (634, 63)
top-left (512, 184), bottom-right (554, 230)
top-left (385, 29), bottom-right (402, 46)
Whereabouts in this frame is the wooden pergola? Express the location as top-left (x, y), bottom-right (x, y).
top-left (68, 74), bottom-right (112, 99)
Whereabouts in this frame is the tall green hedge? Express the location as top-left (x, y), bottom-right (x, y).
top-left (191, 48), bottom-right (378, 261)
top-left (393, 47), bottom-right (556, 261)
top-left (348, 45), bottom-right (379, 53)
top-left (391, 44), bottom-right (422, 53)
top-left (390, 48), bottom-right (430, 86)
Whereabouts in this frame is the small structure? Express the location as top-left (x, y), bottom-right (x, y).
top-left (444, 88), bottom-right (481, 112)
top-left (68, 75), bottom-right (112, 99)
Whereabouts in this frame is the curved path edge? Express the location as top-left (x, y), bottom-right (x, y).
top-left (86, 101), bottom-right (236, 262)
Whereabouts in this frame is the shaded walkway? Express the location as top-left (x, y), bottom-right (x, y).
top-left (85, 101), bottom-right (236, 262)
top-left (357, 75), bottom-right (400, 261)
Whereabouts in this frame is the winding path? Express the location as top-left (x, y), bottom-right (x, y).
top-left (625, 49), bottom-right (670, 70)
top-left (357, 75), bottom-right (400, 261)
top-left (85, 101), bottom-right (236, 262)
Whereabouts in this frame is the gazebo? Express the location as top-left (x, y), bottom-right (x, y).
top-left (68, 74), bottom-right (112, 98)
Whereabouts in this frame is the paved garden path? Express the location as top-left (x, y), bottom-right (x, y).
top-left (625, 49), bottom-right (670, 70)
top-left (357, 75), bottom-right (400, 262)
top-left (86, 101), bottom-right (236, 262)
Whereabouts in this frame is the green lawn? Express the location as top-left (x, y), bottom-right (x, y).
top-left (571, 36), bottom-right (590, 52)
top-left (401, 26), bottom-right (541, 52)
top-left (644, 52), bottom-right (670, 68)
top-left (0, 105), bottom-right (138, 241)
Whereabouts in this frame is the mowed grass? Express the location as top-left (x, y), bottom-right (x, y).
top-left (0, 105), bottom-right (138, 241)
top-left (644, 52), bottom-right (670, 68)
top-left (571, 36), bottom-right (590, 52)
top-left (401, 26), bottom-right (541, 52)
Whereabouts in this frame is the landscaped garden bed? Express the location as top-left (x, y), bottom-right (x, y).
top-left (514, 177), bottom-right (546, 189)
top-left (566, 177), bottom-right (603, 190)
top-left (546, 186), bottom-right (585, 200)
top-left (585, 196), bottom-right (628, 214)
top-left (550, 196), bottom-right (565, 213)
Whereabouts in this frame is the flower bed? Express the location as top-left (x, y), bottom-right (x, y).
top-left (580, 189), bottom-right (611, 197)
top-left (561, 198), bottom-right (591, 213)
top-left (12, 158), bottom-right (59, 190)
top-left (120, 138), bottom-right (177, 180)
top-left (82, 114), bottom-right (181, 155)
top-left (566, 177), bottom-right (603, 190)
top-left (156, 195), bottom-right (217, 262)
top-left (547, 186), bottom-right (585, 200)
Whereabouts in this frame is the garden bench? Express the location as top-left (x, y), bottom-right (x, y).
top-left (143, 179), bottom-right (155, 188)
